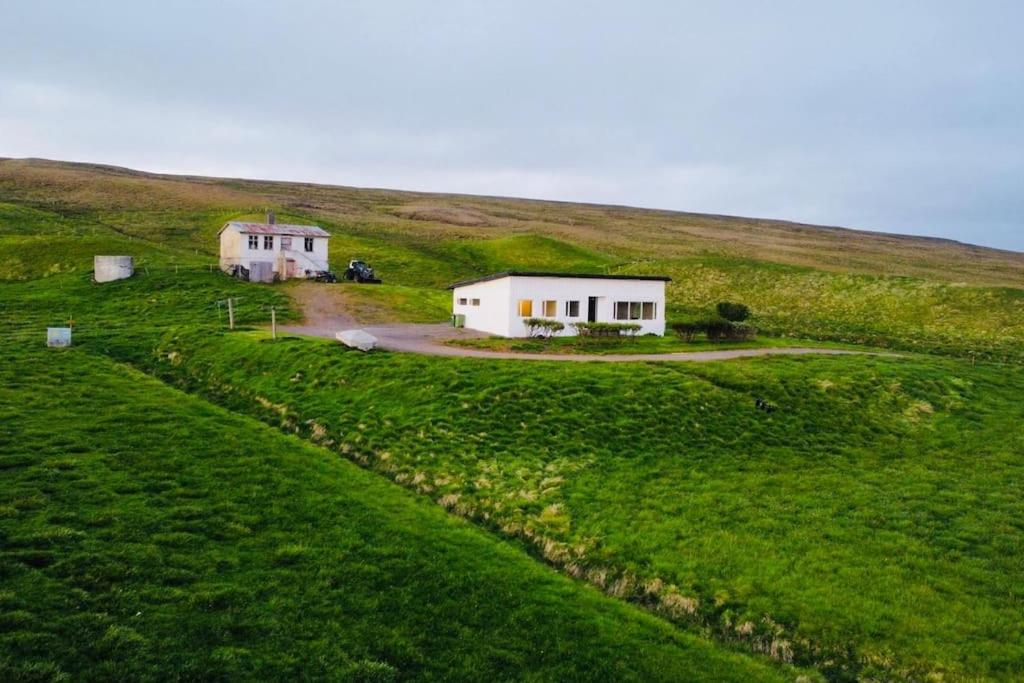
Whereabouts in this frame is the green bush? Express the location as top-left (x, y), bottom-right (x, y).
top-left (704, 318), bottom-right (734, 341)
top-left (671, 321), bottom-right (706, 341)
top-left (523, 318), bottom-right (565, 337)
top-left (572, 322), bottom-right (642, 338)
top-left (729, 322), bottom-right (757, 341)
top-left (703, 318), bottom-right (757, 342)
top-left (716, 301), bottom-right (751, 322)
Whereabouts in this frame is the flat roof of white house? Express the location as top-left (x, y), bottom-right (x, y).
top-left (448, 271), bottom-right (671, 289)
top-left (219, 221), bottom-right (330, 238)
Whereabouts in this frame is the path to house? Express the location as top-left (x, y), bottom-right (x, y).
top-left (281, 283), bottom-right (886, 363)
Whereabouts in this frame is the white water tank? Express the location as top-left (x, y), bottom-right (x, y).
top-left (94, 255), bottom-right (134, 283)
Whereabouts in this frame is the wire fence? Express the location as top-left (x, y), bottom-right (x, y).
top-left (0, 260), bottom-right (312, 348)
top-left (0, 296), bottom-right (286, 345)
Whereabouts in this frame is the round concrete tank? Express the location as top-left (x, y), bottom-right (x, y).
top-left (94, 255), bottom-right (134, 283)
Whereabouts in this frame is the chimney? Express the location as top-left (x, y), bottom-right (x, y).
top-left (267, 211), bottom-right (276, 225)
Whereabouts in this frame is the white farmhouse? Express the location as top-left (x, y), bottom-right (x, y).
top-left (219, 213), bottom-right (330, 282)
top-left (449, 272), bottom-right (670, 337)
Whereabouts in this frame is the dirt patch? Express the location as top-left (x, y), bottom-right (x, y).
top-left (288, 281), bottom-right (360, 328)
top-left (392, 203), bottom-right (495, 227)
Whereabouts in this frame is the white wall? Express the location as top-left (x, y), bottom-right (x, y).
top-left (452, 275), bottom-right (666, 337)
top-left (452, 277), bottom-right (513, 336)
top-left (277, 236), bottom-right (329, 277)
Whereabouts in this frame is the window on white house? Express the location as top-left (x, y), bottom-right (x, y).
top-left (517, 299), bottom-right (533, 316)
top-left (263, 235), bottom-right (274, 250)
top-left (304, 237), bottom-right (314, 252)
top-left (248, 235), bottom-right (259, 249)
top-left (565, 300), bottom-right (580, 317)
top-left (458, 297), bottom-right (468, 305)
top-left (541, 300), bottom-right (557, 317)
top-left (471, 298), bottom-right (480, 306)
top-left (614, 301), bottom-right (657, 320)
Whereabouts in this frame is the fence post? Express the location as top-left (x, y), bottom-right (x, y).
top-left (271, 306), bottom-right (277, 340)
top-left (228, 298), bottom-right (235, 330)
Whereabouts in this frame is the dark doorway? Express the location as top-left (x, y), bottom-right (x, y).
top-left (587, 296), bottom-right (598, 322)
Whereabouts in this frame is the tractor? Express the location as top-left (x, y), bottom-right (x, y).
top-left (343, 259), bottom-right (382, 284)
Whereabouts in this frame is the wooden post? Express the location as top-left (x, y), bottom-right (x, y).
top-left (271, 307), bottom-right (277, 340)
top-left (227, 298), bottom-right (235, 330)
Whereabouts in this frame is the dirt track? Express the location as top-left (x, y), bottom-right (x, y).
top-left (282, 282), bottom-right (883, 363)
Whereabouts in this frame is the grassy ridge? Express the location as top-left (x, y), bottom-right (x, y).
top-left (143, 330), bottom-right (1024, 679)
top-left (0, 345), bottom-right (799, 682)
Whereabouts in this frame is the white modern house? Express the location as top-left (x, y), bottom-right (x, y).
top-left (449, 271), bottom-right (670, 337)
top-left (219, 213), bottom-right (330, 282)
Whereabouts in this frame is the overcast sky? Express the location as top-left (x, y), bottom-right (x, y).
top-left (2, 1), bottom-right (1021, 250)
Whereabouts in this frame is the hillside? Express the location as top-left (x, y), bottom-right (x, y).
top-left (2, 157), bottom-right (1023, 286)
top-left (3, 157), bottom-right (1023, 362)
top-left (2, 157), bottom-right (1024, 681)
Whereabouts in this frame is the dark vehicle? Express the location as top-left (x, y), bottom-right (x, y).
top-left (343, 260), bottom-right (382, 284)
top-left (309, 270), bottom-right (337, 283)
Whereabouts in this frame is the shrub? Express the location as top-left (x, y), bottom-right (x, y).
top-left (704, 318), bottom-right (735, 341)
top-left (729, 322), bottom-right (757, 341)
top-left (524, 318), bottom-right (565, 337)
top-left (716, 301), bottom-right (751, 322)
top-left (573, 322), bottom-right (641, 338)
top-left (704, 318), bottom-right (757, 342)
top-left (671, 321), bottom-right (706, 342)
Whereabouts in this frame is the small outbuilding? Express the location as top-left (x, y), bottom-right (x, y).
top-left (448, 271), bottom-right (670, 337)
top-left (94, 255), bottom-right (134, 283)
top-left (219, 213), bottom-right (330, 282)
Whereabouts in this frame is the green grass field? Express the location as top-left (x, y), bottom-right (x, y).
top-left (139, 331), bottom-right (1024, 680)
top-left (2, 158), bottom-right (1023, 680)
top-left (2, 346), bottom-right (802, 682)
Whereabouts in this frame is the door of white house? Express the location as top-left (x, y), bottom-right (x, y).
top-left (587, 296), bottom-right (598, 322)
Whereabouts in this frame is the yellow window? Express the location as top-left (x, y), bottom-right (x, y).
top-left (541, 300), bottom-right (556, 317)
top-left (517, 299), bottom-right (533, 316)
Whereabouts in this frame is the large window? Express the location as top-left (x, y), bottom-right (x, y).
top-left (248, 235), bottom-right (259, 249)
top-left (304, 237), bottom-right (314, 252)
top-left (614, 301), bottom-right (657, 320)
top-left (565, 300), bottom-right (580, 317)
top-left (263, 235), bottom-right (274, 250)
top-left (517, 299), bottom-right (533, 317)
top-left (541, 300), bottom-right (557, 317)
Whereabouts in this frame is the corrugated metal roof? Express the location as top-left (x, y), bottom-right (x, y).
top-left (222, 221), bottom-right (330, 237)
top-left (447, 271), bottom-right (671, 289)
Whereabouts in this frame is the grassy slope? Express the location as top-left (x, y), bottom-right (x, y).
top-left (3, 158), bottom-right (1024, 679)
top-left (0, 345), bottom-right (800, 682)
top-left (4, 158), bottom-right (1024, 360)
top-left (144, 331), bottom-right (1024, 680)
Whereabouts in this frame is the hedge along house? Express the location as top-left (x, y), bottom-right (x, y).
top-left (448, 272), bottom-right (670, 337)
top-left (219, 213), bottom-right (330, 282)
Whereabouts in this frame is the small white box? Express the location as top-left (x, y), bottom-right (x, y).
top-left (47, 327), bottom-right (72, 348)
